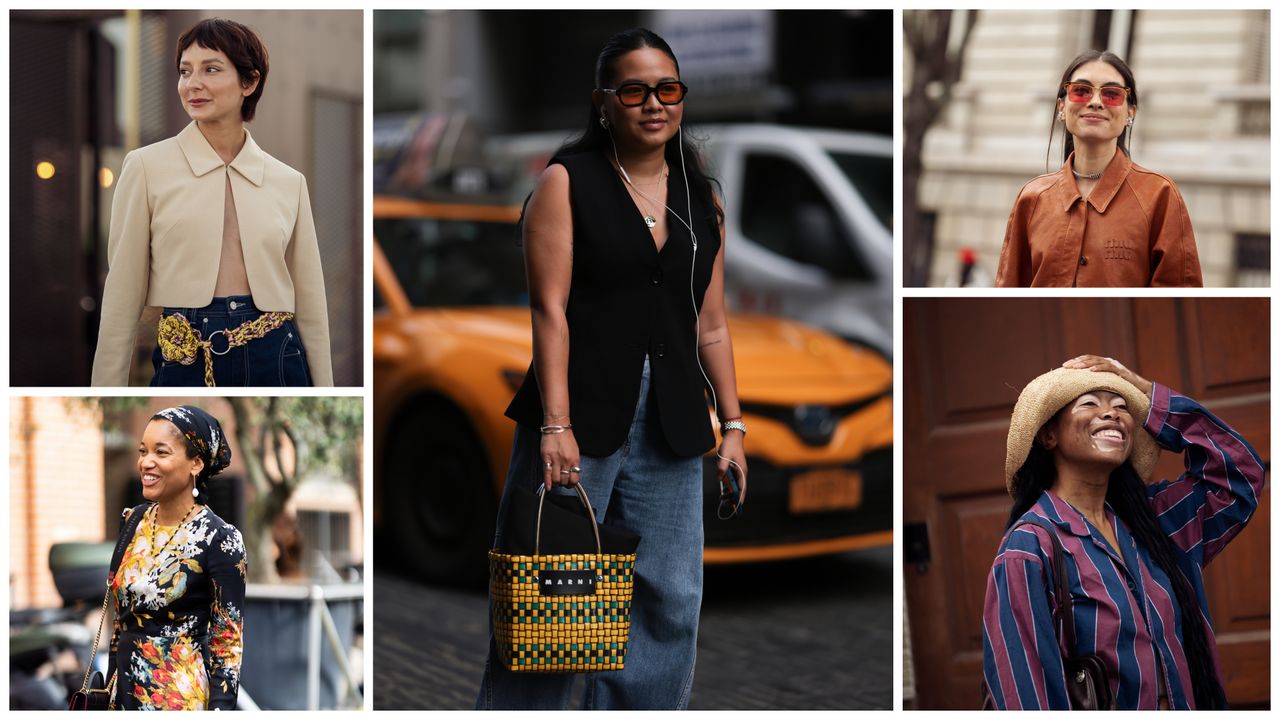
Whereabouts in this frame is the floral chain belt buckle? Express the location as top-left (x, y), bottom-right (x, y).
top-left (157, 314), bottom-right (202, 365)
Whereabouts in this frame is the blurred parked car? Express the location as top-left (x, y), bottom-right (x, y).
top-left (487, 124), bottom-right (893, 356)
top-left (373, 195), bottom-right (893, 585)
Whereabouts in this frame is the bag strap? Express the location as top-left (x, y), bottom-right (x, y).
top-left (109, 503), bottom-right (151, 579)
top-left (534, 484), bottom-right (603, 557)
top-left (79, 504), bottom-right (150, 693)
top-left (1011, 518), bottom-right (1077, 655)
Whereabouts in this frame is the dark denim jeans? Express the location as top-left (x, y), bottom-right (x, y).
top-left (150, 295), bottom-right (312, 387)
top-left (478, 357), bottom-right (704, 710)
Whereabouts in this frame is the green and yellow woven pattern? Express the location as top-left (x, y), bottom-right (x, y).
top-left (489, 551), bottom-right (636, 673)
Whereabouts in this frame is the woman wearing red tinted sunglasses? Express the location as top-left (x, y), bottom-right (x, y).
top-left (996, 51), bottom-right (1202, 287)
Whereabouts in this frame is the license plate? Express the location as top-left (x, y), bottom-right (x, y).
top-left (789, 468), bottom-right (862, 514)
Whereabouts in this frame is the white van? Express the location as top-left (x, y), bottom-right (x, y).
top-left (699, 125), bottom-right (891, 357)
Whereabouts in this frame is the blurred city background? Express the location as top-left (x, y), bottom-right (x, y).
top-left (9, 10), bottom-right (363, 386)
top-left (903, 10), bottom-right (1270, 287)
top-left (902, 297), bottom-right (1270, 708)
top-left (371, 9), bottom-right (894, 709)
top-left (9, 396), bottom-right (364, 710)
top-left (373, 8), bottom-right (893, 356)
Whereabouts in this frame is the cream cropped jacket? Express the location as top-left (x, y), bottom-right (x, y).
top-left (91, 122), bottom-right (333, 386)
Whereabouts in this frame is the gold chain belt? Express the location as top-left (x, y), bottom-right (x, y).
top-left (157, 310), bottom-right (294, 387)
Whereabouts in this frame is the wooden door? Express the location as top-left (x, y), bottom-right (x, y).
top-left (903, 297), bottom-right (1270, 709)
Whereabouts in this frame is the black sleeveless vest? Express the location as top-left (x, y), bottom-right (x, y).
top-left (505, 150), bottom-right (720, 458)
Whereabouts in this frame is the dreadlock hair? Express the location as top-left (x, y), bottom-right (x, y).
top-left (1007, 441), bottom-right (1226, 709)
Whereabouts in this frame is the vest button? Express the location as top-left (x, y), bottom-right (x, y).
top-left (651, 269), bottom-right (663, 285)
top-left (656, 344), bottom-right (666, 357)
top-left (1079, 256), bottom-right (1088, 266)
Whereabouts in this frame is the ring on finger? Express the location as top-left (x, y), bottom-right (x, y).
top-left (560, 469), bottom-right (573, 475)
top-left (544, 462), bottom-right (552, 469)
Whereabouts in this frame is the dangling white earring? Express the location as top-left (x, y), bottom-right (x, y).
top-left (192, 486), bottom-right (199, 498)
top-left (1057, 111), bottom-right (1065, 121)
top-left (1127, 117), bottom-right (1134, 126)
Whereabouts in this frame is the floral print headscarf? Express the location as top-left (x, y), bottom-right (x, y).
top-left (152, 405), bottom-right (231, 502)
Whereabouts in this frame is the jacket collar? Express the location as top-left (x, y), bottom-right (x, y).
top-left (1054, 149), bottom-right (1131, 214)
top-left (176, 121), bottom-right (266, 186)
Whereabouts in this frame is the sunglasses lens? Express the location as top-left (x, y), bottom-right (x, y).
top-left (617, 85), bottom-right (647, 105)
top-left (657, 82), bottom-right (685, 104)
top-left (1100, 88), bottom-right (1125, 106)
top-left (1067, 84), bottom-right (1092, 103)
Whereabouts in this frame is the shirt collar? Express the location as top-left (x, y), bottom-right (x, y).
top-left (1054, 149), bottom-right (1132, 214)
top-left (1039, 489), bottom-right (1129, 564)
top-left (1037, 489), bottom-right (1096, 538)
top-left (176, 121), bottom-right (266, 186)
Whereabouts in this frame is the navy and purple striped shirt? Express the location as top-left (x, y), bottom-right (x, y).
top-left (982, 383), bottom-right (1265, 709)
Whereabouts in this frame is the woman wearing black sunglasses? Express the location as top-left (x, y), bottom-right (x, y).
top-left (477, 27), bottom-right (747, 710)
top-left (996, 51), bottom-right (1202, 287)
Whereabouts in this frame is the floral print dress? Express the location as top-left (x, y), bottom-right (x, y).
top-left (108, 504), bottom-right (246, 710)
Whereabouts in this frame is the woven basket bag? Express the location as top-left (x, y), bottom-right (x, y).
top-left (489, 484), bottom-right (635, 673)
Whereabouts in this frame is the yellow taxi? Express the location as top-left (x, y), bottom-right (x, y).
top-left (373, 195), bottom-right (892, 584)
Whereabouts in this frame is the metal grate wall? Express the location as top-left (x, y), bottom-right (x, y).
top-left (310, 93), bottom-right (364, 386)
top-left (11, 19), bottom-right (91, 385)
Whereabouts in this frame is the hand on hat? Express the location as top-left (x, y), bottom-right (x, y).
top-left (1062, 355), bottom-right (1153, 397)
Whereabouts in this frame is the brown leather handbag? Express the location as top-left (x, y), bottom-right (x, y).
top-left (982, 519), bottom-right (1115, 710)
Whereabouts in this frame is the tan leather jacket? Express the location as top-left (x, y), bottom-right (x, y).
top-left (996, 150), bottom-right (1203, 287)
top-left (91, 122), bottom-right (332, 386)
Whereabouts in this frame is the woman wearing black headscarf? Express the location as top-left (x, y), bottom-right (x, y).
top-left (106, 405), bottom-right (246, 710)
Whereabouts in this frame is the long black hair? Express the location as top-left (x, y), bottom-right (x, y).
top-left (1046, 50), bottom-right (1139, 172)
top-left (1008, 442), bottom-right (1225, 709)
top-left (553, 27), bottom-right (723, 228)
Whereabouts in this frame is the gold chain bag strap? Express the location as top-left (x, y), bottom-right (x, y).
top-left (157, 310), bottom-right (293, 387)
top-left (489, 485), bottom-right (636, 673)
top-left (68, 586), bottom-right (117, 710)
top-left (69, 505), bottom-right (145, 710)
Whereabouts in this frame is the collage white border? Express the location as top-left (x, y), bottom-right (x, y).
top-left (3, 2), bottom-right (1277, 715)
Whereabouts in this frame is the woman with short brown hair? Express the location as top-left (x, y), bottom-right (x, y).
top-left (92, 17), bottom-right (332, 387)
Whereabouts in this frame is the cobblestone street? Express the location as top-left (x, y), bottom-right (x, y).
top-left (373, 546), bottom-right (892, 710)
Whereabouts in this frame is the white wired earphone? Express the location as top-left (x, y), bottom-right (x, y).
top-left (606, 118), bottom-right (746, 493)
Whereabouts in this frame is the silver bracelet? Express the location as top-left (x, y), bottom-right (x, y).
top-left (540, 424), bottom-right (573, 434)
top-left (720, 419), bottom-right (747, 435)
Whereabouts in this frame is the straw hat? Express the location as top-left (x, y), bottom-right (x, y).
top-left (1005, 367), bottom-right (1159, 493)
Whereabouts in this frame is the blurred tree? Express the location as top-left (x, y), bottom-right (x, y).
top-left (81, 397), bottom-right (362, 583)
top-left (228, 398), bottom-right (362, 582)
top-left (903, 10), bottom-right (978, 287)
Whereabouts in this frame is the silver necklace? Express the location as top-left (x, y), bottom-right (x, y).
top-left (620, 164), bottom-right (668, 228)
top-left (1071, 166), bottom-right (1104, 181)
